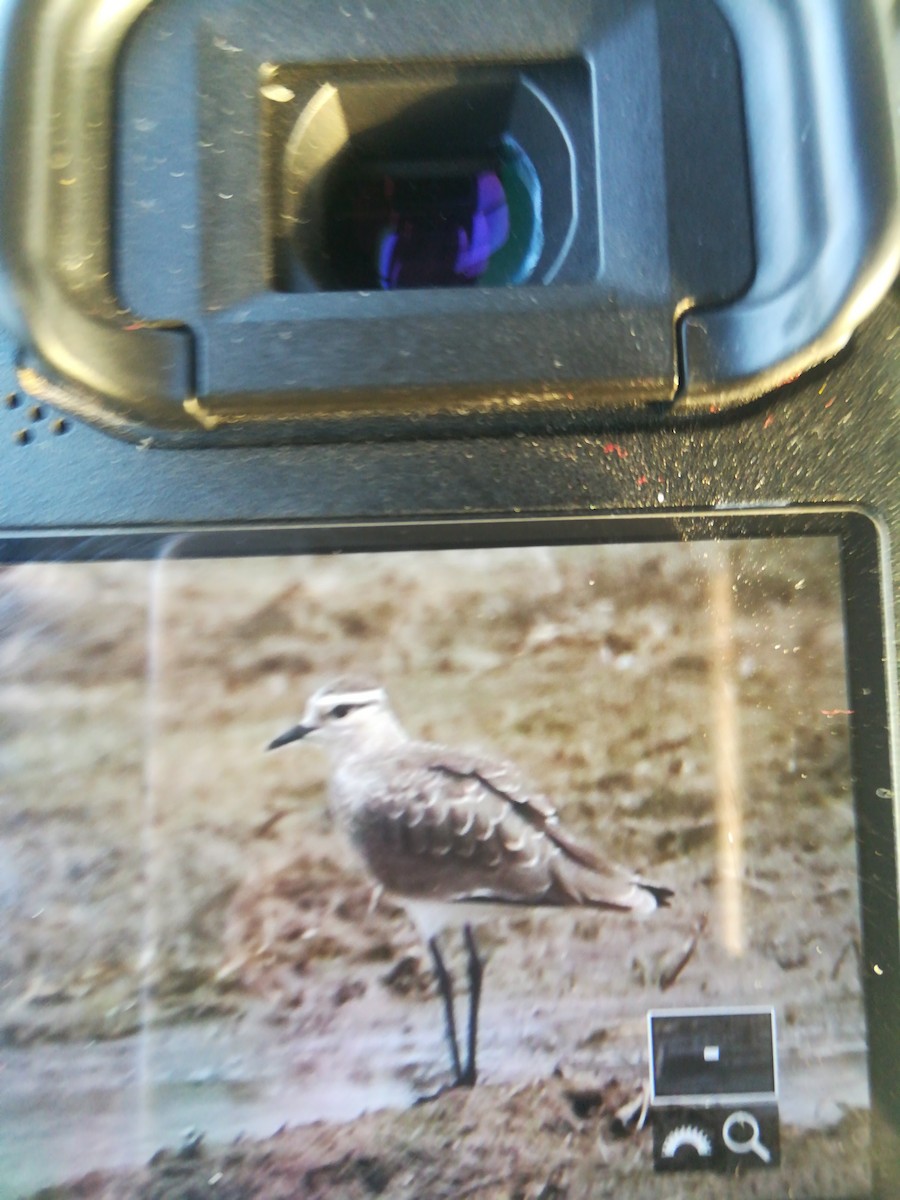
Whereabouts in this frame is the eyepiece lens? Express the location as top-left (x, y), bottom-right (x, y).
top-left (375, 169), bottom-right (509, 289)
top-left (323, 140), bottom-right (542, 291)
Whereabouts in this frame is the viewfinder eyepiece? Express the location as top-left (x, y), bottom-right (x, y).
top-left (269, 65), bottom-right (585, 294)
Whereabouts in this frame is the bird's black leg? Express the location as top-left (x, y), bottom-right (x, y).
top-left (428, 935), bottom-right (462, 1083)
top-left (459, 923), bottom-right (484, 1087)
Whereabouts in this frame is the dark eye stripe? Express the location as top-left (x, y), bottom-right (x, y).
top-left (326, 696), bottom-right (378, 720)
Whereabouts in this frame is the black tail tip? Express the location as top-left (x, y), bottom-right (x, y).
top-left (642, 883), bottom-right (674, 909)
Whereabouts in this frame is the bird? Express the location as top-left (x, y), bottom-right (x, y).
top-left (267, 676), bottom-right (672, 1090)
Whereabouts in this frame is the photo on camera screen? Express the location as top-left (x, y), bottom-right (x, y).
top-left (0, 530), bottom-right (881, 1198)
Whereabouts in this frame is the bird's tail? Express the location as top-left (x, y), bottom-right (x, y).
top-left (592, 877), bottom-right (673, 917)
top-left (637, 882), bottom-right (674, 909)
top-left (547, 863), bottom-right (673, 916)
top-left (544, 822), bottom-right (673, 915)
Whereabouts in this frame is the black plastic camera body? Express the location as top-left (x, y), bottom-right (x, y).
top-left (0, 3), bottom-right (897, 1193)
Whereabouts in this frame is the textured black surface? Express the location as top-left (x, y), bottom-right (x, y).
top-left (1, 287), bottom-right (896, 544)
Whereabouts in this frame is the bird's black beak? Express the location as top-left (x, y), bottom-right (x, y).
top-left (266, 723), bottom-right (313, 751)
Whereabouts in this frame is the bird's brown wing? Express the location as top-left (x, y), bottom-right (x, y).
top-left (438, 755), bottom-right (673, 910)
top-left (346, 745), bottom-right (647, 910)
top-left (425, 749), bottom-right (637, 878)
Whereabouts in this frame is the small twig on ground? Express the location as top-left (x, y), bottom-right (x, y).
top-left (252, 809), bottom-right (290, 838)
top-left (659, 914), bottom-right (707, 991)
top-left (611, 1085), bottom-right (650, 1135)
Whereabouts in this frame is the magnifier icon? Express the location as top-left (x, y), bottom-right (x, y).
top-left (722, 1110), bottom-right (772, 1163)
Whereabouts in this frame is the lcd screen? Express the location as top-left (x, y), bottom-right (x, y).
top-left (0, 521), bottom-right (894, 1199)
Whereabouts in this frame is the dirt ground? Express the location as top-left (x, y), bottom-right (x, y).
top-left (27, 1082), bottom-right (871, 1200)
top-left (0, 538), bottom-right (870, 1198)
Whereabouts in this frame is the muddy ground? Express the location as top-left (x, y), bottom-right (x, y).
top-left (0, 538), bottom-right (870, 1198)
top-left (28, 1082), bottom-right (871, 1200)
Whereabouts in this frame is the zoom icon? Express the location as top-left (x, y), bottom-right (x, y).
top-left (722, 1110), bottom-right (773, 1164)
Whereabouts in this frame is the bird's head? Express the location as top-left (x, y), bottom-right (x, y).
top-left (267, 676), bottom-right (406, 756)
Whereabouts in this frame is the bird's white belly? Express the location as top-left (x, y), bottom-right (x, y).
top-left (401, 896), bottom-right (530, 941)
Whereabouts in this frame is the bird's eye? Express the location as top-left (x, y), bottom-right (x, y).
top-left (330, 704), bottom-right (352, 719)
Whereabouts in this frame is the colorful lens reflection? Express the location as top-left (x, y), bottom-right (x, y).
top-left (376, 169), bottom-right (510, 289)
top-left (323, 139), bottom-right (542, 290)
